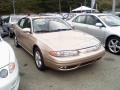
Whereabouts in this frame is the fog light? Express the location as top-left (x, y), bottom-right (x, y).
top-left (0, 69), bottom-right (8, 78)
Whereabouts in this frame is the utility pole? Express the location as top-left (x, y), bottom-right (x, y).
top-left (112, 0), bottom-right (116, 14)
top-left (12, 0), bottom-right (16, 15)
top-left (59, 0), bottom-right (61, 13)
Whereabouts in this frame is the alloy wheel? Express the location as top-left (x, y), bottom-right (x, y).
top-left (108, 39), bottom-right (120, 54)
top-left (35, 50), bottom-right (42, 68)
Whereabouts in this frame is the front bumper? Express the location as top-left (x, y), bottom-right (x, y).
top-left (45, 46), bottom-right (105, 71)
top-left (0, 69), bottom-right (20, 90)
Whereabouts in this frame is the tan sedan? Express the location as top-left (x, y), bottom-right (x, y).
top-left (13, 15), bottom-right (105, 71)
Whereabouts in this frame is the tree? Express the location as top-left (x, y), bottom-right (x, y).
top-left (0, 0), bottom-right (12, 14)
top-left (97, 0), bottom-right (112, 11)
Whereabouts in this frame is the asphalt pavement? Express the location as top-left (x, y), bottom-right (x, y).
top-left (1, 27), bottom-right (120, 90)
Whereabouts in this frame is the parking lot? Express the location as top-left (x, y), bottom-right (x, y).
top-left (0, 28), bottom-right (119, 90)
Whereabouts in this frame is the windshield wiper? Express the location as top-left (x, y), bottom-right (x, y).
top-left (111, 25), bottom-right (120, 26)
top-left (34, 29), bottom-right (72, 33)
top-left (34, 30), bottom-right (50, 33)
top-left (56, 28), bottom-right (72, 31)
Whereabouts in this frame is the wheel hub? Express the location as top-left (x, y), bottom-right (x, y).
top-left (108, 39), bottom-right (120, 53)
top-left (35, 51), bottom-right (42, 68)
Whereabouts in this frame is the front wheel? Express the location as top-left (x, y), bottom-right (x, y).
top-left (106, 37), bottom-right (120, 55)
top-left (34, 47), bottom-right (45, 71)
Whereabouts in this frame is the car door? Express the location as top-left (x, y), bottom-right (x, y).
top-left (84, 15), bottom-right (106, 44)
top-left (15, 18), bottom-right (26, 46)
top-left (72, 15), bottom-right (88, 31)
top-left (21, 18), bottom-right (34, 54)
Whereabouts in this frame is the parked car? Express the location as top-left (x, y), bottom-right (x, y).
top-left (1, 15), bottom-right (9, 29)
top-left (13, 15), bottom-right (105, 71)
top-left (115, 12), bottom-right (120, 17)
top-left (62, 13), bottom-right (79, 21)
top-left (67, 13), bottom-right (120, 54)
top-left (0, 33), bottom-right (20, 90)
top-left (2, 15), bottom-right (26, 38)
top-left (39, 13), bottom-right (64, 19)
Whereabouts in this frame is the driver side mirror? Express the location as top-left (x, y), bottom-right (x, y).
top-left (95, 23), bottom-right (103, 27)
top-left (22, 28), bottom-right (31, 33)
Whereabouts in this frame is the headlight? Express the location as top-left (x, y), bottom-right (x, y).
top-left (79, 43), bottom-right (101, 53)
top-left (49, 50), bottom-right (79, 57)
top-left (0, 69), bottom-right (8, 78)
top-left (0, 63), bottom-right (16, 78)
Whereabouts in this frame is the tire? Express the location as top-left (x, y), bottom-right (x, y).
top-left (14, 36), bottom-right (20, 47)
top-left (106, 36), bottom-right (120, 55)
top-left (9, 32), bottom-right (13, 38)
top-left (34, 47), bottom-right (45, 71)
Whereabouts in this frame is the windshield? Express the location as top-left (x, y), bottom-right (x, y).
top-left (99, 15), bottom-right (120, 27)
top-left (32, 18), bottom-right (72, 33)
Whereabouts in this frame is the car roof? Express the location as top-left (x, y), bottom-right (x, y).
top-left (75, 13), bottom-right (114, 16)
top-left (1, 15), bottom-right (9, 19)
top-left (25, 14), bottom-right (60, 19)
top-left (10, 14), bottom-right (27, 17)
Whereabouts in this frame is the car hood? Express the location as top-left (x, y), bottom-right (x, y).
top-left (0, 41), bottom-right (10, 68)
top-left (34, 30), bottom-right (100, 50)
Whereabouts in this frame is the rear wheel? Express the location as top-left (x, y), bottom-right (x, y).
top-left (34, 47), bottom-right (45, 71)
top-left (106, 37), bottom-right (120, 55)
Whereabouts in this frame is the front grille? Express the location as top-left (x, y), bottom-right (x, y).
top-left (59, 58), bottom-right (101, 71)
top-left (59, 65), bottom-right (79, 71)
top-left (66, 65), bottom-right (78, 69)
top-left (80, 58), bottom-right (101, 66)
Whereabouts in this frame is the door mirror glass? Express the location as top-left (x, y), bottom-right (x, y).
top-left (96, 23), bottom-right (103, 27)
top-left (22, 28), bottom-right (30, 33)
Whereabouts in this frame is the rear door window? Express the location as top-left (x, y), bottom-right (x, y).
top-left (85, 15), bottom-right (101, 25)
top-left (72, 15), bottom-right (86, 24)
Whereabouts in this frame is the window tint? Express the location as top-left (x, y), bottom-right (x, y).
top-left (49, 19), bottom-right (71, 31)
top-left (33, 19), bottom-right (48, 32)
top-left (73, 15), bottom-right (86, 23)
top-left (86, 15), bottom-right (101, 25)
top-left (24, 18), bottom-right (31, 28)
top-left (4, 17), bottom-right (10, 23)
top-left (18, 19), bottom-right (21, 26)
top-left (18, 18), bottom-right (26, 28)
top-left (32, 18), bottom-right (71, 33)
top-left (99, 15), bottom-right (120, 27)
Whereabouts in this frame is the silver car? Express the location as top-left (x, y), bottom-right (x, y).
top-left (2, 15), bottom-right (26, 38)
top-left (68, 13), bottom-right (120, 54)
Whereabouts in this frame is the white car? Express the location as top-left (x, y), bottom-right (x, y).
top-left (0, 34), bottom-right (20, 90)
top-left (67, 13), bottom-right (120, 54)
